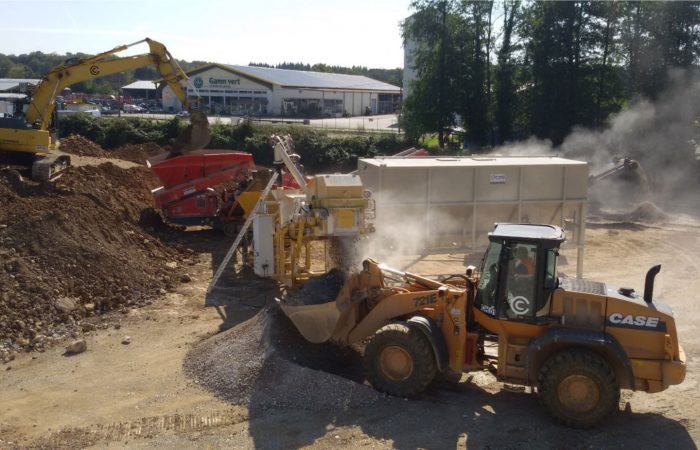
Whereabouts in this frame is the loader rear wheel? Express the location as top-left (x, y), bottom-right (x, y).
top-left (364, 323), bottom-right (437, 397)
top-left (538, 349), bottom-right (619, 428)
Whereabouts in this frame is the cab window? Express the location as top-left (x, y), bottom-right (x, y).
top-left (534, 248), bottom-right (558, 317)
top-left (475, 242), bottom-right (502, 316)
top-left (503, 243), bottom-right (537, 319)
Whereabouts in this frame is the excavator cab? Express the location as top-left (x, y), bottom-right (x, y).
top-left (475, 223), bottom-right (564, 322)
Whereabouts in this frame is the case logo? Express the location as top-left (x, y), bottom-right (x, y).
top-left (607, 313), bottom-right (664, 330)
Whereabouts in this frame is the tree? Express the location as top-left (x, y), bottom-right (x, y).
top-left (454, 1), bottom-right (494, 147)
top-left (521, 1), bottom-right (591, 144)
top-left (495, 1), bottom-right (520, 143)
top-left (403, 0), bottom-right (461, 147)
top-left (5, 63), bottom-right (35, 78)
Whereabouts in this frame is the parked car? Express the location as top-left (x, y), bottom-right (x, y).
top-left (123, 104), bottom-right (145, 113)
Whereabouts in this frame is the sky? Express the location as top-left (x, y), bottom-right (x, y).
top-left (0, 0), bottom-right (413, 69)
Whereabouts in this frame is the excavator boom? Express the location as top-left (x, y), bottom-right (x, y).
top-left (0, 37), bottom-right (210, 180)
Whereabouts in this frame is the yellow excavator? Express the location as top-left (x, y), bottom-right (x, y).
top-left (0, 38), bottom-right (210, 180)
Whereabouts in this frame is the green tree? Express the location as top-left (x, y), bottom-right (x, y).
top-left (521, 1), bottom-right (591, 144)
top-left (494, 1), bottom-right (520, 142)
top-left (403, 0), bottom-right (461, 147)
top-left (454, 0), bottom-right (494, 147)
top-left (5, 63), bottom-right (35, 78)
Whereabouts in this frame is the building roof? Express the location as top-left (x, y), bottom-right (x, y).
top-left (0, 78), bottom-right (40, 92)
top-left (0, 93), bottom-right (27, 99)
top-left (122, 80), bottom-right (157, 90)
top-left (185, 64), bottom-right (400, 92)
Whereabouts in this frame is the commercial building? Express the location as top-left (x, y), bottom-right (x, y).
top-left (0, 79), bottom-right (40, 116)
top-left (160, 64), bottom-right (401, 116)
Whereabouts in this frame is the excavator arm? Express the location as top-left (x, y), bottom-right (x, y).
top-left (2, 37), bottom-right (210, 180)
top-left (26, 38), bottom-right (193, 130)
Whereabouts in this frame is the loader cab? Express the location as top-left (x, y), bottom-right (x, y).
top-left (475, 223), bottom-right (565, 323)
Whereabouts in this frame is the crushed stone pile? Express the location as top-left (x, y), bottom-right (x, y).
top-left (596, 201), bottom-right (669, 224)
top-left (0, 163), bottom-right (188, 361)
top-left (281, 268), bottom-right (346, 306)
top-left (184, 304), bottom-right (384, 413)
top-left (625, 201), bottom-right (669, 223)
top-left (59, 135), bottom-right (109, 157)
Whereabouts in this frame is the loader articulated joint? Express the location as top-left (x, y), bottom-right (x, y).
top-left (527, 328), bottom-right (635, 390)
top-left (644, 264), bottom-right (662, 304)
top-left (405, 316), bottom-right (449, 372)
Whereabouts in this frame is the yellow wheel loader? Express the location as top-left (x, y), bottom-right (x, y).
top-left (279, 223), bottom-right (686, 428)
top-left (0, 38), bottom-right (210, 181)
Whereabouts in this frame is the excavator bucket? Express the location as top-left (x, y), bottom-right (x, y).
top-left (169, 110), bottom-right (211, 157)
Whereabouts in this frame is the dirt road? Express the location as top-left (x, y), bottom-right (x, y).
top-left (1, 220), bottom-right (699, 449)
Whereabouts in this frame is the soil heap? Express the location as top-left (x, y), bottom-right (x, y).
top-left (0, 163), bottom-right (187, 361)
top-left (114, 142), bottom-right (169, 165)
top-left (59, 135), bottom-right (108, 157)
top-left (60, 134), bottom-right (169, 165)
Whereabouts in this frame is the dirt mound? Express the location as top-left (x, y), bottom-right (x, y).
top-left (59, 135), bottom-right (108, 157)
top-left (0, 163), bottom-right (187, 361)
top-left (59, 135), bottom-right (168, 165)
top-left (184, 304), bottom-right (383, 412)
top-left (114, 143), bottom-right (169, 164)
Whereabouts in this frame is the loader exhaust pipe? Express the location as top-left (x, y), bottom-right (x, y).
top-left (643, 264), bottom-right (662, 304)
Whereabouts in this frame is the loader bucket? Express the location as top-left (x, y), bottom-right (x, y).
top-left (169, 110), bottom-right (211, 157)
top-left (278, 300), bottom-right (343, 344)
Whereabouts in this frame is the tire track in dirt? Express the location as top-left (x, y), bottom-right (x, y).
top-left (29, 410), bottom-right (248, 449)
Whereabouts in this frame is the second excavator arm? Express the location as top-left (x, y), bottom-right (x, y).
top-left (25, 38), bottom-right (195, 130)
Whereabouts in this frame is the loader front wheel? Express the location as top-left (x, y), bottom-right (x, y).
top-left (538, 349), bottom-right (619, 428)
top-left (364, 323), bottom-right (437, 397)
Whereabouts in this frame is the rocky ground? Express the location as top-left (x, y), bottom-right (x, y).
top-left (0, 135), bottom-right (698, 449)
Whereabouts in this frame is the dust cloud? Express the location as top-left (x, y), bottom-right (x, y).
top-left (493, 69), bottom-right (700, 217)
top-left (352, 191), bottom-right (463, 268)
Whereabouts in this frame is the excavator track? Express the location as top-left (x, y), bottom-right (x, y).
top-left (31, 154), bottom-right (71, 182)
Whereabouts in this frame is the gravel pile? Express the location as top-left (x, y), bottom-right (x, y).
top-left (281, 268), bottom-right (346, 306)
top-left (625, 201), bottom-right (669, 223)
top-left (184, 304), bottom-right (384, 413)
top-left (598, 201), bottom-right (669, 224)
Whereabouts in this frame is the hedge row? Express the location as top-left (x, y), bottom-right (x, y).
top-left (58, 115), bottom-right (409, 172)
